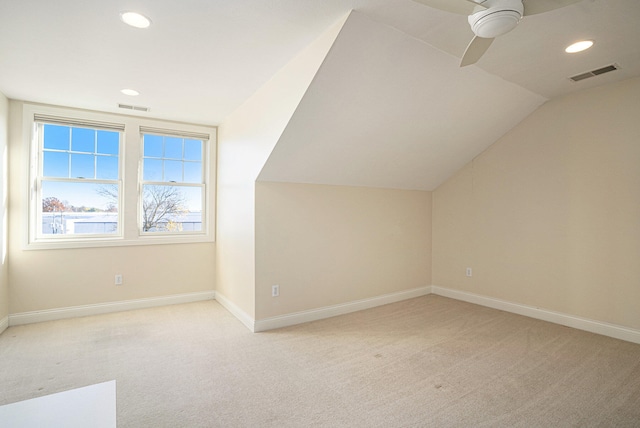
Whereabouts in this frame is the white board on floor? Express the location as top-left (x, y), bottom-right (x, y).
top-left (0, 380), bottom-right (116, 428)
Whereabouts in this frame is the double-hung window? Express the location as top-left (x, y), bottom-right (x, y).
top-left (26, 103), bottom-right (216, 249)
top-left (140, 128), bottom-right (208, 234)
top-left (32, 115), bottom-right (123, 240)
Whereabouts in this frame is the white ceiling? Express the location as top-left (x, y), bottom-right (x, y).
top-left (1, 0), bottom-right (638, 125)
top-left (1, 0), bottom-right (639, 190)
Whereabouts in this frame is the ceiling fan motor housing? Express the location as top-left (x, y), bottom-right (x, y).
top-left (468, 0), bottom-right (524, 39)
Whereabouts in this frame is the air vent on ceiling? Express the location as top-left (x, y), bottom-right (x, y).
top-left (118, 103), bottom-right (149, 112)
top-left (569, 64), bottom-right (620, 82)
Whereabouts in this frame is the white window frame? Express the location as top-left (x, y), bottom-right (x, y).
top-left (31, 115), bottom-right (125, 242)
top-left (138, 127), bottom-right (210, 237)
top-left (23, 103), bottom-right (216, 250)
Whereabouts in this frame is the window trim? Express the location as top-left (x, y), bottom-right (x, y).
top-left (138, 128), bottom-right (209, 236)
top-left (33, 119), bottom-right (124, 241)
top-left (22, 103), bottom-right (216, 250)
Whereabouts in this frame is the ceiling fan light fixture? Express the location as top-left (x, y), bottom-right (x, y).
top-left (468, 0), bottom-right (524, 39)
top-left (414, 0), bottom-right (586, 67)
top-left (565, 40), bottom-right (594, 53)
top-left (120, 11), bottom-right (152, 29)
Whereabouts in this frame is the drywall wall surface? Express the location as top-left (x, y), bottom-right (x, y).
top-left (431, 162), bottom-right (474, 291)
top-left (0, 92), bottom-right (8, 330)
top-left (8, 243), bottom-right (215, 314)
top-left (433, 76), bottom-right (640, 330)
top-left (7, 100), bottom-right (215, 314)
top-left (216, 14), bottom-right (348, 320)
top-left (255, 181), bottom-right (432, 319)
top-left (214, 172), bottom-right (256, 318)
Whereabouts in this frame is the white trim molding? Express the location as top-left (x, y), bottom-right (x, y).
top-left (8, 291), bottom-right (215, 326)
top-left (254, 286), bottom-right (431, 333)
top-left (8, 285), bottom-right (637, 345)
top-left (431, 286), bottom-right (640, 345)
top-left (21, 102), bottom-right (217, 251)
top-left (0, 316), bottom-right (8, 334)
top-left (214, 292), bottom-right (256, 332)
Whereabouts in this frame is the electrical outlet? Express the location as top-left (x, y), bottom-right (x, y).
top-left (115, 274), bottom-right (123, 285)
top-left (272, 284), bottom-right (279, 297)
top-left (466, 268), bottom-right (472, 277)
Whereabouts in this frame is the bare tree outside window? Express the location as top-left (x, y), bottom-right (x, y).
top-left (96, 184), bottom-right (187, 232)
top-left (142, 185), bottom-right (187, 232)
top-left (95, 185), bottom-right (118, 208)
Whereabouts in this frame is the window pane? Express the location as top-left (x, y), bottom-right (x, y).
top-left (71, 127), bottom-right (95, 153)
top-left (164, 160), bottom-right (182, 182)
top-left (183, 161), bottom-right (202, 183)
top-left (143, 158), bottom-right (162, 181)
top-left (181, 186), bottom-right (202, 213)
top-left (164, 137), bottom-right (182, 159)
top-left (184, 139), bottom-right (202, 161)
top-left (144, 135), bottom-right (163, 157)
top-left (139, 131), bottom-right (207, 236)
top-left (97, 131), bottom-right (119, 155)
top-left (41, 181), bottom-right (118, 235)
top-left (96, 156), bottom-right (118, 180)
top-left (142, 185), bottom-right (201, 232)
top-left (71, 153), bottom-right (95, 178)
top-left (43, 151), bottom-right (69, 177)
top-left (43, 124), bottom-right (70, 150)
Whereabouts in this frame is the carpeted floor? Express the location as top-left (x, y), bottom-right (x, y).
top-left (1, 295), bottom-right (639, 427)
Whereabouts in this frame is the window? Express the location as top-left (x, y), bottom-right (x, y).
top-left (140, 129), bottom-right (208, 234)
top-left (25, 104), bottom-right (216, 249)
top-left (33, 116), bottom-right (123, 239)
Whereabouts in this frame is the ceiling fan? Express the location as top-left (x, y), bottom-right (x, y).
top-left (413, 0), bottom-right (582, 66)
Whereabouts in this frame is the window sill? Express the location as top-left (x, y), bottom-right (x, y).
top-left (25, 234), bottom-right (215, 251)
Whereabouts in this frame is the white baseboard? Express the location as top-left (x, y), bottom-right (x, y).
top-left (8, 291), bottom-right (215, 326)
top-left (9, 284), bottom-right (637, 345)
top-left (0, 316), bottom-right (8, 334)
top-left (254, 285), bottom-right (432, 332)
top-left (431, 286), bottom-right (640, 345)
top-left (214, 292), bottom-right (256, 332)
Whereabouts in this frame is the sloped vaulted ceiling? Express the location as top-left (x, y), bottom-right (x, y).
top-left (3, 1), bottom-right (636, 192)
top-left (257, 11), bottom-right (547, 191)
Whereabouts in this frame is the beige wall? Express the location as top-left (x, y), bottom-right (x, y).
top-left (216, 15), bottom-right (347, 319)
top-left (7, 101), bottom-right (215, 314)
top-left (0, 92), bottom-right (8, 328)
top-left (433, 76), bottom-right (640, 330)
top-left (9, 244), bottom-right (214, 313)
top-left (255, 182), bottom-right (431, 319)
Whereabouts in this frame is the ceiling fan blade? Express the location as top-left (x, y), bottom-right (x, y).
top-left (460, 36), bottom-right (494, 67)
top-left (412, 0), bottom-right (487, 16)
top-left (523, 0), bottom-right (582, 16)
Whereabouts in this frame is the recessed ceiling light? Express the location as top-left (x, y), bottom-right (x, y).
top-left (565, 40), bottom-right (594, 54)
top-left (120, 12), bottom-right (151, 29)
top-left (121, 88), bottom-right (140, 96)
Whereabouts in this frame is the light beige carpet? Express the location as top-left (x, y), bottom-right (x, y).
top-left (1, 295), bottom-right (639, 427)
